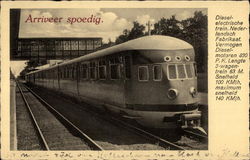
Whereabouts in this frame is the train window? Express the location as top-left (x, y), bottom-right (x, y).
top-left (177, 64), bottom-right (185, 79)
top-left (66, 67), bottom-right (68, 78)
top-left (52, 70), bottom-right (54, 79)
top-left (99, 60), bottom-right (106, 79)
top-left (89, 62), bottom-right (96, 79)
top-left (75, 65), bottom-right (78, 79)
top-left (67, 67), bottom-right (70, 78)
top-left (81, 64), bottom-right (88, 79)
top-left (55, 70), bottom-right (58, 79)
top-left (138, 66), bottom-right (149, 81)
top-left (61, 69), bottom-right (63, 79)
top-left (124, 56), bottom-right (131, 79)
top-left (64, 68), bottom-right (67, 78)
top-left (168, 65), bottom-right (177, 79)
top-left (153, 65), bottom-right (162, 81)
top-left (110, 65), bottom-right (120, 79)
top-left (67, 67), bottom-right (72, 78)
top-left (47, 71), bottom-right (50, 79)
top-left (99, 66), bottom-right (106, 79)
top-left (185, 64), bottom-right (193, 78)
top-left (63, 68), bottom-right (65, 78)
top-left (109, 57), bottom-right (121, 80)
top-left (72, 66), bottom-right (75, 79)
top-left (73, 65), bottom-right (77, 79)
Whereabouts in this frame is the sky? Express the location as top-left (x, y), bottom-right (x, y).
top-left (12, 8), bottom-right (207, 77)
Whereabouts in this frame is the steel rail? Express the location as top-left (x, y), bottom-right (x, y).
top-left (69, 100), bottom-right (185, 150)
top-left (183, 129), bottom-right (208, 142)
top-left (24, 84), bottom-right (104, 151)
top-left (16, 81), bottom-right (50, 150)
top-left (108, 117), bottom-right (185, 150)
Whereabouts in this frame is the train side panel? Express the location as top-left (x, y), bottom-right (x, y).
top-left (59, 79), bottom-right (78, 96)
top-left (78, 80), bottom-right (125, 108)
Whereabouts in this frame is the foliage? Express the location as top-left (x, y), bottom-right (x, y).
top-left (115, 21), bottom-right (145, 44)
top-left (115, 11), bottom-right (208, 73)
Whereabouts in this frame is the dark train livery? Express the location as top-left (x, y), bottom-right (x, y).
top-left (26, 35), bottom-right (204, 132)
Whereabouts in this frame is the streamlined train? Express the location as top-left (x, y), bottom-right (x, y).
top-left (26, 35), bottom-right (205, 133)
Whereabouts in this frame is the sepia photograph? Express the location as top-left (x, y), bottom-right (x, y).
top-left (9, 7), bottom-right (208, 151)
top-left (1, 1), bottom-right (249, 160)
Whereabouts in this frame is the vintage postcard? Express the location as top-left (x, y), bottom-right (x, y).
top-left (1, 1), bottom-right (249, 160)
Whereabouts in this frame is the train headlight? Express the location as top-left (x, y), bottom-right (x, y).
top-left (190, 87), bottom-right (197, 97)
top-left (167, 89), bottom-right (178, 99)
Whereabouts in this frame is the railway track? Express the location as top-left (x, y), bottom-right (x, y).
top-left (97, 113), bottom-right (207, 150)
top-left (26, 83), bottom-right (207, 150)
top-left (22, 83), bottom-right (167, 150)
top-left (62, 94), bottom-right (208, 150)
top-left (76, 104), bottom-right (208, 150)
top-left (26, 84), bottom-right (185, 150)
top-left (183, 129), bottom-right (208, 142)
top-left (107, 116), bottom-right (185, 150)
top-left (28, 85), bottom-right (204, 150)
top-left (16, 81), bottom-right (102, 150)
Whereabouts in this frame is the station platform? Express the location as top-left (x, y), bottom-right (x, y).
top-left (10, 80), bottom-right (17, 150)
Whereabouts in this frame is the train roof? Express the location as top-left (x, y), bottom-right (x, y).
top-left (26, 35), bottom-right (193, 75)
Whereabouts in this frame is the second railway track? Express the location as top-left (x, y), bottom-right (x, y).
top-left (16, 81), bottom-right (102, 150)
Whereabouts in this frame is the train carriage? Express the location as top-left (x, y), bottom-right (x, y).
top-left (26, 35), bottom-right (204, 133)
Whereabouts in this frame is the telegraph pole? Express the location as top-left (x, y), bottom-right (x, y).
top-left (146, 21), bottom-right (153, 36)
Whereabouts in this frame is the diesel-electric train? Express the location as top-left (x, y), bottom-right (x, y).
top-left (26, 35), bottom-right (205, 133)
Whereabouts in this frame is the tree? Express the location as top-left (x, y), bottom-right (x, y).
top-left (152, 16), bottom-right (182, 38)
top-left (127, 21), bottom-right (145, 40)
top-left (115, 21), bottom-right (145, 44)
top-left (181, 11), bottom-right (208, 73)
top-left (115, 29), bottom-right (130, 44)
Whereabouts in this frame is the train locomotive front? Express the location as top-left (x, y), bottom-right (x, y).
top-left (118, 36), bottom-right (203, 133)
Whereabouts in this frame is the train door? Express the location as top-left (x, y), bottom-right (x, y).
top-left (97, 55), bottom-right (125, 108)
top-left (123, 53), bottom-right (132, 106)
top-left (123, 51), bottom-right (158, 106)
